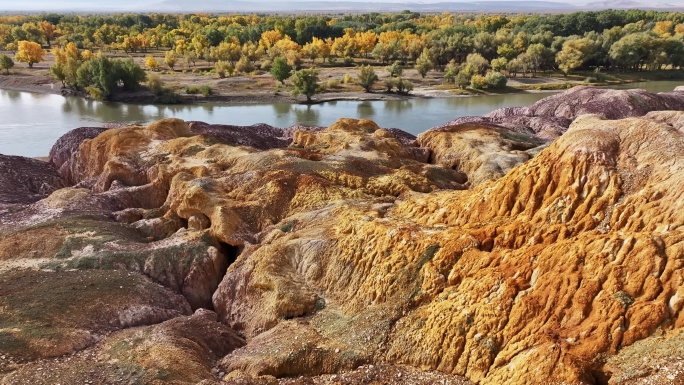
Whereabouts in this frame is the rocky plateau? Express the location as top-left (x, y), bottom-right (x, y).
top-left (1, 86), bottom-right (684, 385)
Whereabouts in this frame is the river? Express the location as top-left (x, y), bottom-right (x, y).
top-left (0, 80), bottom-right (681, 157)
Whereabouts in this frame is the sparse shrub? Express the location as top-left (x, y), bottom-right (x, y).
top-left (356, 65), bottom-right (378, 92)
top-left (384, 78), bottom-right (396, 92)
top-left (146, 73), bottom-right (164, 95)
top-left (199, 85), bottom-right (213, 96)
top-left (395, 77), bottom-right (413, 94)
top-left (343, 73), bottom-right (353, 84)
top-left (215, 60), bottom-right (234, 78)
top-left (585, 76), bottom-right (599, 83)
top-left (325, 78), bottom-right (340, 89)
top-left (235, 56), bottom-right (254, 74)
top-left (386, 61), bottom-right (403, 77)
top-left (260, 59), bottom-right (272, 70)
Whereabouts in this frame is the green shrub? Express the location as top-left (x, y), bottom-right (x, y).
top-left (186, 85), bottom-right (201, 94)
top-left (199, 85), bottom-right (212, 96)
top-left (384, 78), bottom-right (396, 92)
top-left (395, 77), bottom-right (414, 94)
top-left (186, 85), bottom-right (212, 96)
top-left (155, 89), bottom-right (183, 104)
top-left (485, 72), bottom-right (508, 89)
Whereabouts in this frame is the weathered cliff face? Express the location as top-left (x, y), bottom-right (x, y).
top-left (2, 90), bottom-right (684, 385)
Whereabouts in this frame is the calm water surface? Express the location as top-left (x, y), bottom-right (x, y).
top-left (0, 80), bottom-right (681, 157)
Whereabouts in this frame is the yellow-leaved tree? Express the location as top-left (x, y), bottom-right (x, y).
top-left (15, 40), bottom-right (46, 68)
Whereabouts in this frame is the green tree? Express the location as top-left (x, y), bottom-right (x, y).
top-left (115, 58), bottom-right (146, 91)
top-left (415, 48), bottom-right (435, 78)
top-left (77, 55), bottom-right (117, 97)
top-left (464, 53), bottom-right (490, 75)
top-left (491, 57), bottom-right (508, 73)
top-left (444, 60), bottom-right (458, 82)
top-left (526, 43), bottom-right (550, 76)
top-left (270, 57), bottom-right (292, 84)
top-left (356, 65), bottom-right (378, 92)
top-left (0, 54), bottom-right (14, 75)
top-left (291, 68), bottom-right (320, 103)
top-left (386, 60), bottom-right (403, 77)
top-left (555, 37), bottom-right (596, 75)
top-left (507, 58), bottom-right (521, 77)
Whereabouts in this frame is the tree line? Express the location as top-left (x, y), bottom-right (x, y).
top-left (1, 10), bottom-right (683, 100)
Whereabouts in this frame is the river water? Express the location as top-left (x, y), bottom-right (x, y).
top-left (0, 81), bottom-right (681, 157)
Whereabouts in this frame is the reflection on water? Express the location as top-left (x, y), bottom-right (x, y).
top-left (1, 80), bottom-right (682, 157)
top-left (3, 90), bottom-right (20, 101)
top-left (357, 101), bottom-right (375, 120)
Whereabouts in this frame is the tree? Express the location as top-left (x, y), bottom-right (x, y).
top-left (76, 56), bottom-right (146, 99)
top-left (115, 58), bottom-right (146, 91)
top-left (464, 53), bottom-right (490, 75)
top-left (164, 50), bottom-right (178, 70)
top-left (507, 58), bottom-right (521, 77)
top-left (444, 60), bottom-right (458, 83)
top-left (491, 57), bottom-right (508, 73)
top-left (270, 57), bottom-right (292, 84)
top-left (38, 21), bottom-right (56, 47)
top-left (356, 65), bottom-right (378, 92)
top-left (145, 55), bottom-right (160, 71)
top-left (77, 55), bottom-right (117, 97)
top-left (526, 43), bottom-right (552, 76)
top-left (555, 37), bottom-right (596, 75)
top-left (291, 68), bottom-right (320, 103)
top-left (0, 54), bottom-right (13, 75)
top-left (386, 61), bottom-right (403, 77)
top-left (415, 48), bottom-right (435, 78)
top-left (15, 40), bottom-right (46, 68)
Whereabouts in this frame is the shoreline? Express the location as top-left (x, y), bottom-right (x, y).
top-left (0, 71), bottom-right (563, 106)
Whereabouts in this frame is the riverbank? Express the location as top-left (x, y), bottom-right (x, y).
top-left (4, 56), bottom-right (680, 106)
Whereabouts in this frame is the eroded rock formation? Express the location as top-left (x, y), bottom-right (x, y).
top-left (2, 87), bottom-right (684, 385)
top-left (436, 86), bottom-right (684, 139)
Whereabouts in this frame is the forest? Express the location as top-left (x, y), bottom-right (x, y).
top-left (0, 9), bottom-right (683, 100)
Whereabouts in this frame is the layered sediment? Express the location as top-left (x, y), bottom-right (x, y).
top-left (2, 86), bottom-right (684, 385)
